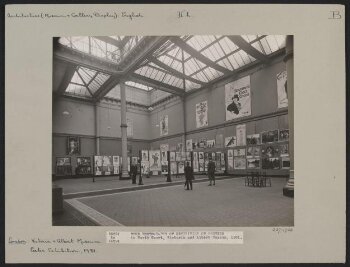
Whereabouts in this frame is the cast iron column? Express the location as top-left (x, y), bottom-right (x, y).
top-left (120, 81), bottom-right (130, 180)
top-left (94, 103), bottom-right (100, 155)
top-left (283, 36), bottom-right (294, 197)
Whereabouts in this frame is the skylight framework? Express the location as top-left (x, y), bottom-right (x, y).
top-left (57, 35), bottom-right (286, 102)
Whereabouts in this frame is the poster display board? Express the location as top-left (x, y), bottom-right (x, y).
top-left (149, 150), bottom-right (161, 172)
top-left (227, 149), bottom-right (234, 171)
top-left (94, 156), bottom-right (103, 176)
top-left (198, 151), bottom-right (204, 172)
top-left (170, 162), bottom-right (177, 175)
top-left (178, 161), bottom-right (185, 174)
top-left (169, 151), bottom-right (176, 162)
top-left (113, 156), bottom-right (120, 175)
top-left (102, 156), bottom-right (113, 175)
top-left (56, 157), bottom-right (72, 176)
top-left (196, 101), bottom-right (208, 128)
top-left (246, 146), bottom-right (260, 158)
top-left (76, 157), bottom-right (92, 175)
top-left (160, 144), bottom-right (169, 162)
top-left (277, 70), bottom-right (288, 108)
top-left (236, 124), bottom-right (246, 146)
top-left (141, 161), bottom-right (150, 175)
top-left (141, 150), bottom-right (149, 161)
top-left (193, 152), bottom-right (199, 172)
top-left (225, 76), bottom-right (251, 121)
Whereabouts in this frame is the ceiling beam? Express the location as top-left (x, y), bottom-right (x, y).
top-left (93, 76), bottom-right (122, 101)
top-left (92, 36), bottom-right (120, 47)
top-left (130, 73), bottom-right (185, 96)
top-left (54, 43), bottom-right (123, 75)
top-left (169, 36), bottom-right (231, 75)
top-left (54, 65), bottom-right (77, 97)
top-left (227, 36), bottom-right (269, 63)
top-left (149, 57), bottom-right (205, 85)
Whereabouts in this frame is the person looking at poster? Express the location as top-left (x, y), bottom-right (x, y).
top-left (208, 159), bottom-right (216, 186)
top-left (184, 162), bottom-right (194, 190)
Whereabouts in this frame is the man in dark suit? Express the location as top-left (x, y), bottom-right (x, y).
top-left (184, 162), bottom-right (194, 190)
top-left (208, 160), bottom-right (216, 186)
top-left (131, 164), bottom-right (137, 184)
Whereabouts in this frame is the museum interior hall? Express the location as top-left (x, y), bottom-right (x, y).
top-left (52, 35), bottom-right (294, 226)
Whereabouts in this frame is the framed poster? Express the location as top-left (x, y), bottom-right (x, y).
top-left (236, 124), bottom-right (246, 146)
top-left (225, 76), bottom-right (251, 121)
top-left (161, 164), bottom-right (168, 174)
top-left (169, 152), bottom-right (176, 162)
top-left (112, 156), bottom-right (120, 175)
top-left (280, 144), bottom-right (289, 157)
top-left (282, 157), bottom-right (291, 169)
top-left (131, 157), bottom-right (139, 165)
top-left (149, 150), bottom-right (161, 171)
top-left (67, 136), bottom-right (80, 155)
top-left (279, 129), bottom-right (289, 142)
top-left (207, 139), bottom-right (215, 148)
top-left (234, 157), bottom-right (246, 170)
top-left (234, 148), bottom-right (246, 157)
top-left (261, 130), bottom-right (279, 143)
top-left (247, 134), bottom-right (260, 145)
top-left (196, 100), bottom-right (208, 128)
top-left (193, 152), bottom-right (199, 172)
top-left (94, 156), bottom-right (103, 176)
top-left (170, 162), bottom-right (177, 175)
top-left (175, 152), bottom-right (181, 162)
top-left (141, 161), bottom-right (150, 175)
top-left (160, 115), bottom-right (168, 136)
top-left (247, 158), bottom-right (260, 169)
top-left (277, 70), bottom-right (288, 108)
top-left (186, 139), bottom-right (193, 151)
top-left (177, 142), bottom-right (183, 152)
top-left (262, 157), bottom-right (280, 169)
top-left (261, 145), bottom-right (280, 157)
top-left (227, 149), bottom-right (234, 171)
top-left (198, 138), bottom-right (207, 148)
top-left (225, 136), bottom-right (237, 147)
top-left (102, 156), bottom-right (113, 175)
top-left (141, 150), bottom-right (149, 161)
top-left (178, 161), bottom-right (185, 174)
top-left (247, 146), bottom-right (260, 158)
top-left (186, 152), bottom-right (191, 161)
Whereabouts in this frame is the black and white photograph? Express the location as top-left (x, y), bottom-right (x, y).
top-left (5, 3), bottom-right (346, 265)
top-left (51, 34), bottom-right (294, 229)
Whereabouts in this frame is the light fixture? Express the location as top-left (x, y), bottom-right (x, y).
top-left (107, 126), bottom-right (111, 130)
top-left (148, 106), bottom-right (154, 111)
top-left (62, 110), bottom-right (70, 116)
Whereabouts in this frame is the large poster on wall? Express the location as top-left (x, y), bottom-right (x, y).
top-left (149, 150), bottom-right (161, 172)
top-left (193, 152), bottom-right (199, 172)
top-left (160, 115), bottom-right (168, 136)
top-left (141, 150), bottom-right (149, 161)
top-left (225, 136), bottom-right (237, 147)
top-left (127, 118), bottom-right (133, 137)
top-left (236, 124), bottom-right (246, 146)
top-left (196, 101), bottom-right (208, 128)
top-left (160, 144), bottom-right (169, 162)
top-left (94, 156), bottom-right (103, 176)
top-left (102, 156), bottom-right (113, 175)
top-left (277, 70), bottom-right (288, 108)
top-left (186, 139), bottom-right (193, 152)
top-left (227, 149), bottom-right (234, 171)
top-left (67, 136), bottom-right (80, 155)
top-left (225, 76), bottom-right (251, 121)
